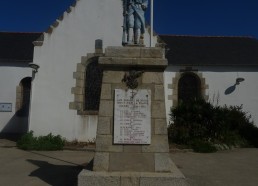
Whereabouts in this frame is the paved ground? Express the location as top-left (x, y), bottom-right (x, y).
top-left (0, 139), bottom-right (94, 186)
top-left (171, 148), bottom-right (258, 186)
top-left (1, 138), bottom-right (258, 186)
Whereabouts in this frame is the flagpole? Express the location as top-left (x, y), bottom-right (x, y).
top-left (150, 0), bottom-right (154, 47)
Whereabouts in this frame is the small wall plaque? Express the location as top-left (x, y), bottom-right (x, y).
top-left (0, 103), bottom-right (12, 112)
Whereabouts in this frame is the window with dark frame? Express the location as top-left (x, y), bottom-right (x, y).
top-left (178, 73), bottom-right (201, 103)
top-left (84, 58), bottom-right (103, 111)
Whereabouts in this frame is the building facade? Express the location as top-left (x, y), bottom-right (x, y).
top-left (1, 0), bottom-right (258, 141)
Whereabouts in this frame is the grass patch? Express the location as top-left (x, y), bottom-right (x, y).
top-left (17, 131), bottom-right (65, 151)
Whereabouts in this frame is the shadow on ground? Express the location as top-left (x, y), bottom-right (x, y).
top-left (27, 159), bottom-right (83, 186)
top-left (0, 133), bottom-right (22, 142)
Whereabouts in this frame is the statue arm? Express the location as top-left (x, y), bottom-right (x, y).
top-left (141, 0), bottom-right (148, 10)
top-left (123, 0), bottom-right (128, 15)
top-left (142, 0), bottom-right (148, 7)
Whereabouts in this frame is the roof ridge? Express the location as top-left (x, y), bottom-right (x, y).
top-left (35, 0), bottom-right (80, 46)
top-left (45, 0), bottom-right (79, 34)
top-left (159, 34), bottom-right (255, 39)
top-left (0, 31), bottom-right (42, 34)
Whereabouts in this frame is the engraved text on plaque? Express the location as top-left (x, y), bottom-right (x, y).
top-left (114, 89), bottom-right (151, 144)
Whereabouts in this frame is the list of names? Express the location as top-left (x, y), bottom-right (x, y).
top-left (114, 89), bottom-right (151, 144)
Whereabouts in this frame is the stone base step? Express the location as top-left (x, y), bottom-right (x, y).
top-left (78, 170), bottom-right (189, 186)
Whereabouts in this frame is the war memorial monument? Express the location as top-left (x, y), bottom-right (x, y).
top-left (78, 0), bottom-right (189, 185)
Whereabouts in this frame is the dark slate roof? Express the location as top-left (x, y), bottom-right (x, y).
top-left (0, 32), bottom-right (42, 62)
top-left (159, 35), bottom-right (258, 66)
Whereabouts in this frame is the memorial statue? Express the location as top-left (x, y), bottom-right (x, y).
top-left (122, 0), bottom-right (148, 45)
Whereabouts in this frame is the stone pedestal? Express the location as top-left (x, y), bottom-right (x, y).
top-left (78, 46), bottom-right (189, 186)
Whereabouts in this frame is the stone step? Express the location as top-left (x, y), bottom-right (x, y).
top-left (79, 170), bottom-right (189, 186)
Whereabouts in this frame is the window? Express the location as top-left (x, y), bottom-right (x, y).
top-left (70, 52), bottom-right (104, 115)
top-left (178, 73), bottom-right (201, 102)
top-left (84, 58), bottom-right (103, 111)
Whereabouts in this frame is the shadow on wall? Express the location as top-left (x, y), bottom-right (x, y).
top-left (27, 159), bottom-right (83, 186)
top-left (225, 84), bottom-right (236, 95)
top-left (0, 114), bottom-right (29, 135)
top-left (225, 78), bottom-right (245, 95)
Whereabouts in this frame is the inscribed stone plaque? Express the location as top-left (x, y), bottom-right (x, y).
top-left (114, 89), bottom-right (151, 144)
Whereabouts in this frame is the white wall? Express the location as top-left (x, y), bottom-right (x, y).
top-left (164, 65), bottom-right (258, 127)
top-left (29, 0), bottom-right (156, 141)
top-left (0, 63), bottom-right (32, 133)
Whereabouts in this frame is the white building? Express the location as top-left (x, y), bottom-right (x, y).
top-left (1, 0), bottom-right (258, 141)
top-left (0, 32), bottom-right (41, 135)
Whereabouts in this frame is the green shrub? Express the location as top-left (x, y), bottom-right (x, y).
top-left (190, 140), bottom-right (217, 153)
top-left (17, 131), bottom-right (36, 150)
top-left (17, 131), bottom-right (65, 151)
top-left (168, 99), bottom-right (257, 151)
top-left (169, 99), bottom-right (218, 144)
top-left (240, 123), bottom-right (258, 148)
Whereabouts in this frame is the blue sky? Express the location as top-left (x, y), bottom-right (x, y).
top-left (0, 0), bottom-right (257, 38)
